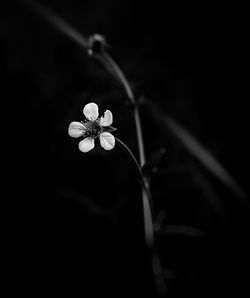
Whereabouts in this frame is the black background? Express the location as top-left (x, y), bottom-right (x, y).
top-left (2, 1), bottom-right (249, 297)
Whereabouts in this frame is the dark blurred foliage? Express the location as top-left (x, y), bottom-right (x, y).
top-left (1, 0), bottom-right (249, 297)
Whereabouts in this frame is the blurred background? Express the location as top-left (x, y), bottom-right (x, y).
top-left (2, 0), bottom-right (249, 297)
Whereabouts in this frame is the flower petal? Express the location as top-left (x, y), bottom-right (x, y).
top-left (68, 122), bottom-right (86, 138)
top-left (99, 132), bottom-right (115, 150)
top-left (78, 137), bottom-right (95, 153)
top-left (83, 102), bottom-right (99, 121)
top-left (100, 110), bottom-right (113, 126)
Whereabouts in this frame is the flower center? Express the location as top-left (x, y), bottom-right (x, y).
top-left (84, 119), bottom-right (102, 138)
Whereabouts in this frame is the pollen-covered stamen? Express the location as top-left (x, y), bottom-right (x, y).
top-left (84, 119), bottom-right (103, 138)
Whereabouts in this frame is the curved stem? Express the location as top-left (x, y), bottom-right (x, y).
top-left (99, 52), bottom-right (136, 104)
top-left (96, 51), bottom-right (146, 166)
top-left (97, 51), bottom-right (166, 295)
top-left (115, 137), bottom-right (152, 209)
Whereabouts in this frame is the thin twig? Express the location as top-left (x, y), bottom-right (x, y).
top-left (115, 138), bottom-right (153, 211)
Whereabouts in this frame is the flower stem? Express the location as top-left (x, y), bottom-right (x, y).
top-left (97, 51), bottom-right (155, 239)
top-left (95, 51), bottom-right (146, 163)
top-left (101, 52), bottom-right (167, 294)
top-left (115, 137), bottom-right (152, 209)
top-left (115, 138), bottom-right (166, 295)
top-left (97, 51), bottom-right (136, 105)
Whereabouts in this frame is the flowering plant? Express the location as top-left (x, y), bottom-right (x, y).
top-left (24, 1), bottom-right (249, 297)
top-left (68, 102), bottom-right (116, 152)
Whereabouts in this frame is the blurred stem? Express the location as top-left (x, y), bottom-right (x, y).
top-left (22, 0), bottom-right (88, 49)
top-left (141, 96), bottom-right (248, 208)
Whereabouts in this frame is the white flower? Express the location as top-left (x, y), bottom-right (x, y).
top-left (68, 102), bottom-right (116, 153)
